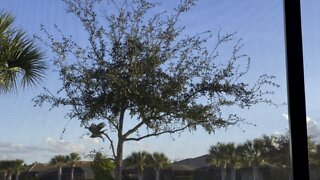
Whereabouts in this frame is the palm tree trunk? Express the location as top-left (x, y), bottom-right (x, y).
top-left (58, 166), bottom-right (62, 180)
top-left (138, 172), bottom-right (143, 180)
top-left (221, 167), bottom-right (226, 180)
top-left (15, 170), bottom-right (19, 180)
top-left (3, 171), bottom-right (7, 180)
top-left (71, 166), bottom-right (74, 180)
top-left (155, 169), bottom-right (160, 180)
top-left (253, 165), bottom-right (258, 180)
top-left (230, 166), bottom-right (236, 180)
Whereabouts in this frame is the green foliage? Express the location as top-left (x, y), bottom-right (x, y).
top-left (91, 152), bottom-right (115, 180)
top-left (207, 142), bottom-right (240, 168)
top-left (49, 155), bottom-right (68, 166)
top-left (35, 0), bottom-right (277, 141)
top-left (0, 11), bottom-right (46, 92)
top-left (66, 152), bottom-right (81, 165)
top-left (148, 152), bottom-right (170, 170)
top-left (126, 151), bottom-right (150, 174)
top-left (0, 159), bottom-right (24, 180)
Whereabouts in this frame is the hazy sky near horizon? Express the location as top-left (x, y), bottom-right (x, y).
top-left (0, 0), bottom-right (319, 164)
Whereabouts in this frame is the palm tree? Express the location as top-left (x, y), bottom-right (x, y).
top-left (0, 160), bottom-right (16, 180)
top-left (91, 152), bottom-right (115, 180)
top-left (49, 155), bottom-right (68, 180)
top-left (207, 142), bottom-right (240, 180)
top-left (0, 11), bottom-right (46, 92)
top-left (0, 160), bottom-right (9, 180)
top-left (148, 152), bottom-right (170, 180)
top-left (238, 138), bottom-right (268, 180)
top-left (11, 160), bottom-right (24, 180)
top-left (125, 151), bottom-right (151, 180)
top-left (66, 153), bottom-right (81, 180)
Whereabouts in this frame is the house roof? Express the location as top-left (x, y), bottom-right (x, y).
top-left (27, 162), bottom-right (55, 172)
top-left (171, 154), bottom-right (210, 170)
top-left (169, 163), bottom-right (196, 171)
top-left (26, 161), bottom-right (94, 179)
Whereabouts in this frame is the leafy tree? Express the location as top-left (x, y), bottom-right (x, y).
top-left (269, 133), bottom-right (290, 168)
top-left (148, 152), bottom-right (170, 180)
top-left (34, 0), bottom-right (277, 179)
top-left (91, 152), bottom-right (114, 180)
top-left (49, 155), bottom-right (68, 180)
top-left (66, 153), bottom-right (81, 180)
top-left (0, 11), bottom-right (46, 92)
top-left (207, 142), bottom-right (240, 180)
top-left (125, 151), bottom-right (151, 180)
top-left (310, 143), bottom-right (320, 167)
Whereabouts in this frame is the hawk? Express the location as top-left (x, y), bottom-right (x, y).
top-left (87, 122), bottom-right (106, 141)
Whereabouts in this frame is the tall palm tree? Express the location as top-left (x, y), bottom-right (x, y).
top-left (125, 151), bottom-right (151, 180)
top-left (0, 160), bottom-right (9, 180)
top-left (238, 138), bottom-right (268, 180)
top-left (0, 11), bottom-right (46, 92)
top-left (49, 155), bottom-right (68, 180)
top-left (10, 160), bottom-right (24, 180)
top-left (148, 152), bottom-right (170, 180)
top-left (0, 160), bottom-right (16, 180)
top-left (66, 153), bottom-right (81, 180)
top-left (207, 142), bottom-right (240, 180)
top-left (91, 152), bottom-right (115, 180)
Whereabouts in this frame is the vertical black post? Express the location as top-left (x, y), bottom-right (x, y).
top-left (283, 0), bottom-right (310, 179)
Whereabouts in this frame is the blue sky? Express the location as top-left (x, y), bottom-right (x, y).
top-left (0, 0), bottom-right (319, 164)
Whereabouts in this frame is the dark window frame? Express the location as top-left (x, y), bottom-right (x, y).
top-left (284, 0), bottom-right (310, 179)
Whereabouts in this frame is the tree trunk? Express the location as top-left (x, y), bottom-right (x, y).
top-left (114, 109), bottom-right (125, 180)
top-left (138, 172), bottom-right (143, 180)
top-left (15, 170), bottom-right (19, 180)
top-left (114, 139), bottom-right (124, 180)
top-left (155, 169), bottom-right (160, 180)
top-left (3, 171), bottom-right (7, 180)
top-left (221, 167), bottom-right (226, 180)
top-left (58, 166), bottom-right (62, 180)
top-left (253, 165), bottom-right (258, 180)
top-left (7, 174), bottom-right (11, 180)
top-left (230, 166), bottom-right (236, 180)
top-left (71, 166), bottom-right (74, 180)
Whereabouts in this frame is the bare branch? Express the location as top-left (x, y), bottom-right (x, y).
top-left (124, 121), bottom-right (204, 141)
top-left (102, 132), bottom-right (116, 158)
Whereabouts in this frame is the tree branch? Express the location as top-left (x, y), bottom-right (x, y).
top-left (124, 120), bottom-right (205, 141)
top-left (102, 132), bottom-right (116, 158)
top-left (123, 120), bottom-right (145, 138)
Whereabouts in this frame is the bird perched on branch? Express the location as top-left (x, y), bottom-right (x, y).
top-left (86, 122), bottom-right (106, 142)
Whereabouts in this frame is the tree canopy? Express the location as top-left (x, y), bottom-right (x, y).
top-left (34, 0), bottom-right (278, 179)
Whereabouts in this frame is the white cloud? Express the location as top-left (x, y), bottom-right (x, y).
top-left (0, 141), bottom-right (48, 163)
top-left (282, 113), bottom-right (320, 142)
top-left (81, 135), bottom-right (102, 145)
top-left (282, 113), bottom-right (289, 120)
top-left (0, 137), bottom-right (102, 164)
top-left (45, 137), bottom-right (86, 153)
